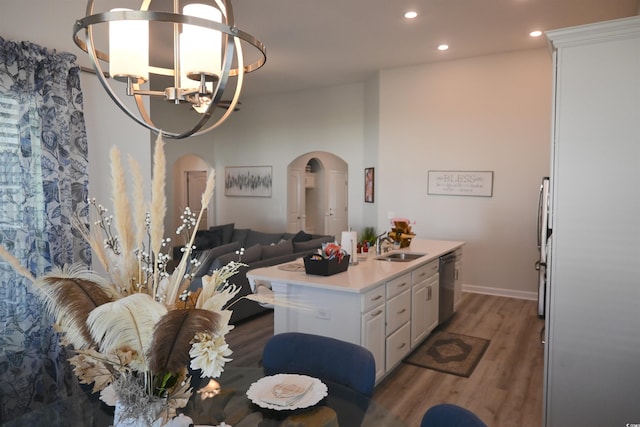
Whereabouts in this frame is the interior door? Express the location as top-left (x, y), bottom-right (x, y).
top-left (186, 170), bottom-right (208, 230)
top-left (324, 170), bottom-right (348, 237)
top-left (286, 168), bottom-right (305, 233)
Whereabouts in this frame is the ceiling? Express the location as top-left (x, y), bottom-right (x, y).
top-left (226, 0), bottom-right (638, 98)
top-left (143, 0), bottom-right (638, 99)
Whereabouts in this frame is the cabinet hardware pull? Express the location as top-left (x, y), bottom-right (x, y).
top-left (372, 295), bottom-right (383, 301)
top-left (398, 343), bottom-right (406, 349)
top-left (372, 310), bottom-right (383, 317)
top-left (399, 282), bottom-right (408, 288)
top-left (418, 272), bottom-right (426, 278)
top-left (398, 308), bottom-right (406, 314)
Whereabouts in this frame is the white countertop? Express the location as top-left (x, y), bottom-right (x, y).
top-left (247, 239), bottom-right (464, 294)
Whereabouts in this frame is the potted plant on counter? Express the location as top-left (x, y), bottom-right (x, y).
top-left (359, 226), bottom-right (377, 252)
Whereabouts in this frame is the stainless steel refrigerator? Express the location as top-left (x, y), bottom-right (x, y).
top-left (535, 176), bottom-right (551, 317)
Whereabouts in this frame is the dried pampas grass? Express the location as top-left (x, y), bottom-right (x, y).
top-left (150, 133), bottom-right (167, 298)
top-left (110, 146), bottom-right (137, 292)
top-left (0, 245), bottom-right (34, 281)
top-left (165, 170), bottom-right (215, 306)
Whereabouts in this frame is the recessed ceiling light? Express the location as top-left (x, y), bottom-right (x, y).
top-left (404, 11), bottom-right (418, 19)
top-left (529, 30), bottom-right (543, 37)
top-left (437, 44), bottom-right (449, 51)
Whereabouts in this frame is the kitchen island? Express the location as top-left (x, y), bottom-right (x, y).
top-left (247, 239), bottom-right (464, 382)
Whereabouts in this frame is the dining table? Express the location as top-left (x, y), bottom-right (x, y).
top-left (2, 367), bottom-right (406, 427)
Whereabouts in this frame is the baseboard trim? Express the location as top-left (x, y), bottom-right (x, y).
top-left (462, 284), bottom-right (538, 301)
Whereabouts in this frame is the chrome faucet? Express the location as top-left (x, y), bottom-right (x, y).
top-left (375, 232), bottom-right (395, 255)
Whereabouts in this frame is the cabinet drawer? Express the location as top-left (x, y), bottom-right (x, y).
top-left (361, 285), bottom-right (385, 313)
top-left (386, 273), bottom-right (411, 299)
top-left (386, 289), bottom-right (411, 335)
top-left (386, 321), bottom-right (411, 371)
top-left (412, 260), bottom-right (439, 284)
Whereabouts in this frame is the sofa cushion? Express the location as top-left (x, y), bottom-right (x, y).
top-left (293, 236), bottom-right (335, 253)
top-left (261, 239), bottom-right (293, 260)
top-left (242, 243), bottom-right (263, 263)
top-left (231, 228), bottom-right (250, 246)
top-left (245, 230), bottom-right (285, 247)
top-left (211, 243), bottom-right (262, 270)
top-left (193, 228), bottom-right (223, 251)
top-left (209, 223), bottom-right (235, 244)
top-left (292, 230), bottom-right (313, 242)
top-left (193, 241), bottom-right (242, 277)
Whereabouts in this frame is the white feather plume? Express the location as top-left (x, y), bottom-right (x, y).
top-left (87, 293), bottom-right (168, 371)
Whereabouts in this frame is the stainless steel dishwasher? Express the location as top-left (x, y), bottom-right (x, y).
top-left (439, 251), bottom-right (457, 323)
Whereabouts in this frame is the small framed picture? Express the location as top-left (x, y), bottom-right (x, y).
top-left (364, 167), bottom-right (375, 203)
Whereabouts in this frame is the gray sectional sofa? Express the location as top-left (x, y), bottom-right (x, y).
top-left (180, 223), bottom-right (334, 324)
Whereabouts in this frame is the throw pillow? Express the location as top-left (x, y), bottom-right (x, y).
top-left (193, 228), bottom-right (223, 251)
top-left (209, 223), bottom-right (235, 245)
top-left (210, 243), bottom-right (262, 271)
top-left (231, 228), bottom-right (250, 246)
top-left (261, 239), bottom-right (293, 259)
top-left (292, 230), bottom-right (313, 242)
top-left (192, 241), bottom-right (242, 277)
top-left (242, 243), bottom-right (263, 264)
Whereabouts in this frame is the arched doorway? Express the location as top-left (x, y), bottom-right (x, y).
top-left (287, 152), bottom-right (348, 237)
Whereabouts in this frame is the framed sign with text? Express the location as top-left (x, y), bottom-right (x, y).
top-left (427, 170), bottom-right (494, 197)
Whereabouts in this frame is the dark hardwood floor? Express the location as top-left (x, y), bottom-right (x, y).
top-left (225, 293), bottom-right (545, 427)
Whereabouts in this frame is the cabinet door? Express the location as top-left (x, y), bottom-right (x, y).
top-left (425, 279), bottom-right (439, 333)
top-left (411, 283), bottom-right (428, 348)
top-left (454, 248), bottom-right (463, 309)
top-left (361, 304), bottom-right (386, 382)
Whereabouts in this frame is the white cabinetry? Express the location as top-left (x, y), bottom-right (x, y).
top-left (360, 286), bottom-right (386, 382)
top-left (248, 240), bottom-right (465, 384)
top-left (411, 260), bottom-right (439, 348)
top-left (544, 17), bottom-right (640, 427)
top-left (384, 273), bottom-right (411, 371)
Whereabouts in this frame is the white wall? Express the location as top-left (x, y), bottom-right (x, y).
top-left (377, 49), bottom-right (552, 295)
top-left (151, 82), bottom-right (366, 233)
top-left (215, 83), bottom-right (366, 231)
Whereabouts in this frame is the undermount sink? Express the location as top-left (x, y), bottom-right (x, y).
top-left (375, 252), bottom-right (427, 262)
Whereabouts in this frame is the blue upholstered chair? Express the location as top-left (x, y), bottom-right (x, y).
top-left (262, 332), bottom-right (376, 397)
top-left (420, 403), bottom-right (488, 427)
top-left (262, 332), bottom-right (376, 426)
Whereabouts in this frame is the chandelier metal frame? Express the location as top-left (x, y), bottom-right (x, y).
top-left (73, 0), bottom-right (266, 139)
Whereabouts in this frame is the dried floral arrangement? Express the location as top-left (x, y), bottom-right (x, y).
top-left (0, 134), bottom-right (268, 425)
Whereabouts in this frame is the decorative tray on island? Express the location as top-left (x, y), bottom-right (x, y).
top-left (303, 254), bottom-right (350, 276)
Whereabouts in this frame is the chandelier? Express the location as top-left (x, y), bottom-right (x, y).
top-left (73, 0), bottom-right (266, 139)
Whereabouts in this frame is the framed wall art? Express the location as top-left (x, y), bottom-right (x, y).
top-left (225, 166), bottom-right (273, 197)
top-left (427, 170), bottom-right (494, 197)
top-left (365, 167), bottom-right (375, 203)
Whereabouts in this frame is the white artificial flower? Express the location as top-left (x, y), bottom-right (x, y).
top-left (189, 333), bottom-right (233, 378)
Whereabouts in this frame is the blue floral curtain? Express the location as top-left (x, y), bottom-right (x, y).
top-left (0, 37), bottom-right (90, 422)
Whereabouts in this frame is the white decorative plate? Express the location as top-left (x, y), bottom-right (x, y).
top-left (246, 374), bottom-right (328, 411)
